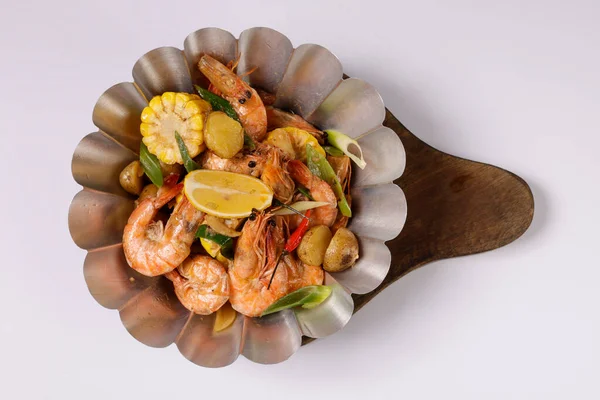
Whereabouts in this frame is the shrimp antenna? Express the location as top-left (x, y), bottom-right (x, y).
top-left (267, 250), bottom-right (287, 290)
top-left (272, 199), bottom-right (310, 221)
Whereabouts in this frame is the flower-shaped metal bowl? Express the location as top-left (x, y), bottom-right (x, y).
top-left (68, 27), bottom-right (407, 366)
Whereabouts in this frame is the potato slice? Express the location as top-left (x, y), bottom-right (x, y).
top-left (204, 111), bottom-right (244, 159)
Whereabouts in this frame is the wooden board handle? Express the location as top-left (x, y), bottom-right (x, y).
top-left (351, 109), bottom-right (534, 313)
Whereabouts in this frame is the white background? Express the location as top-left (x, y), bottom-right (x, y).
top-left (1, 0), bottom-right (598, 399)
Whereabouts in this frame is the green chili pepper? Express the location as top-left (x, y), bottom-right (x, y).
top-left (306, 144), bottom-right (352, 217)
top-left (174, 131), bottom-right (201, 173)
top-left (261, 285), bottom-right (332, 316)
top-left (139, 141), bottom-right (163, 187)
top-left (243, 133), bottom-right (256, 150)
top-left (323, 145), bottom-right (344, 157)
top-left (195, 225), bottom-right (234, 259)
top-left (296, 185), bottom-right (315, 201)
top-left (194, 85), bottom-right (239, 121)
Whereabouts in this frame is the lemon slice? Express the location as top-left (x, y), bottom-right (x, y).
top-left (266, 127), bottom-right (325, 161)
top-left (214, 303), bottom-right (237, 332)
top-left (184, 170), bottom-right (273, 218)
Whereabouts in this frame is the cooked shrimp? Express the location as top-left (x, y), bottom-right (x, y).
top-left (261, 146), bottom-right (295, 203)
top-left (228, 213), bottom-right (292, 317)
top-left (123, 176), bottom-right (205, 277)
top-left (287, 160), bottom-right (337, 228)
top-left (198, 55), bottom-right (267, 142)
top-left (200, 150), bottom-right (266, 177)
top-left (256, 88), bottom-right (276, 106)
top-left (287, 258), bottom-right (324, 291)
top-left (266, 106), bottom-right (325, 144)
top-left (165, 255), bottom-right (229, 315)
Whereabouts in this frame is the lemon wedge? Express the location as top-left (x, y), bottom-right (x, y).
top-left (265, 127), bottom-right (325, 161)
top-left (184, 170), bottom-right (273, 218)
top-left (214, 303), bottom-right (237, 332)
top-left (199, 238), bottom-right (232, 266)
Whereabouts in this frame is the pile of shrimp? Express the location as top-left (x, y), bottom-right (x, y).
top-left (122, 55), bottom-right (351, 318)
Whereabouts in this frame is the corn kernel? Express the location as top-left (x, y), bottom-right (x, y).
top-left (141, 107), bottom-right (159, 124)
top-left (161, 92), bottom-right (177, 113)
top-left (174, 93), bottom-right (192, 116)
top-left (140, 122), bottom-right (151, 137)
top-left (184, 99), bottom-right (211, 119)
top-left (186, 114), bottom-right (205, 131)
top-left (149, 96), bottom-right (163, 113)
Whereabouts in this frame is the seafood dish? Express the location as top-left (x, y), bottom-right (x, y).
top-left (119, 54), bottom-right (367, 328)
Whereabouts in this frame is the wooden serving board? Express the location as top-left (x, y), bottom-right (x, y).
top-left (303, 108), bottom-right (535, 345)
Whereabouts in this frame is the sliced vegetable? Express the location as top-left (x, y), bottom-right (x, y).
top-left (323, 145), bottom-right (344, 157)
top-left (196, 225), bottom-right (234, 259)
top-left (204, 111), bottom-right (244, 159)
top-left (306, 144), bottom-right (352, 217)
top-left (140, 92), bottom-right (208, 164)
top-left (272, 201), bottom-right (330, 216)
top-left (175, 131), bottom-right (201, 172)
top-left (325, 129), bottom-right (366, 169)
top-left (204, 214), bottom-right (242, 237)
top-left (195, 85), bottom-right (238, 121)
top-left (139, 141), bottom-right (164, 187)
top-left (214, 303), bottom-right (237, 332)
top-left (261, 285), bottom-right (332, 316)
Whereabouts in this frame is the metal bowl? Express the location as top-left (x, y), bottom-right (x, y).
top-left (68, 27), bottom-right (407, 367)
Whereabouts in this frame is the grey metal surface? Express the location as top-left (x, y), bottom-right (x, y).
top-left (354, 126), bottom-right (406, 187)
top-left (133, 46), bottom-right (194, 99)
top-left (237, 27), bottom-right (294, 93)
top-left (274, 43), bottom-right (343, 118)
top-left (176, 311), bottom-right (244, 368)
top-left (92, 82), bottom-right (147, 153)
top-left (119, 278), bottom-right (190, 348)
top-left (68, 189), bottom-right (134, 250)
top-left (330, 237), bottom-right (391, 294)
top-left (349, 184), bottom-right (408, 241)
top-left (72, 132), bottom-right (137, 197)
top-left (242, 310), bottom-right (302, 364)
top-left (84, 245), bottom-right (157, 309)
top-left (294, 283), bottom-right (353, 338)
top-left (308, 78), bottom-right (386, 138)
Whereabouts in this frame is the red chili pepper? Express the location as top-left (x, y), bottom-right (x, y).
top-left (284, 209), bottom-right (312, 253)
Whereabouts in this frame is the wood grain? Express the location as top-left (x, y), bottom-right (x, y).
top-left (302, 108), bottom-right (534, 345)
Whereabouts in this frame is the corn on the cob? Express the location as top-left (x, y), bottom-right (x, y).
top-left (140, 92), bottom-right (211, 164)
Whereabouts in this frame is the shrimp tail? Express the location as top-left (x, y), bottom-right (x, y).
top-left (154, 182), bottom-right (183, 208)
